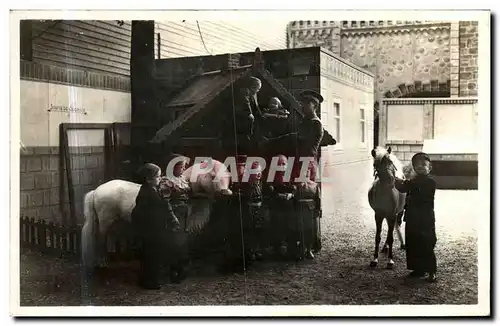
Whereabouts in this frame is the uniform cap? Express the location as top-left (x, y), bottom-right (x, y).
top-left (300, 90), bottom-right (324, 105)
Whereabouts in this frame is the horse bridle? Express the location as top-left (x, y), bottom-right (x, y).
top-left (373, 157), bottom-right (398, 180)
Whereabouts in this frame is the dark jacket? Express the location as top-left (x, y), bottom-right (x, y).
top-left (267, 116), bottom-right (324, 158)
top-left (233, 88), bottom-right (263, 136)
top-left (297, 117), bottom-right (324, 157)
top-left (395, 175), bottom-right (436, 231)
top-left (266, 182), bottom-right (296, 208)
top-left (132, 183), bottom-right (179, 237)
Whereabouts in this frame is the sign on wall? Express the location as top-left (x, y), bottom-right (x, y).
top-left (20, 80), bottom-right (131, 147)
top-left (47, 104), bottom-right (88, 116)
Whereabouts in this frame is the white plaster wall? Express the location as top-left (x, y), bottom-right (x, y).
top-left (20, 80), bottom-right (131, 147)
top-left (387, 104), bottom-right (424, 141)
top-left (318, 51), bottom-right (374, 191)
top-left (434, 103), bottom-right (477, 140)
top-left (320, 76), bottom-right (374, 155)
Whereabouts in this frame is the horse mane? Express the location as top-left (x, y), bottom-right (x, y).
top-left (372, 146), bottom-right (405, 180)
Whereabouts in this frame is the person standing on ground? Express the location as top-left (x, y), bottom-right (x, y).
top-left (132, 163), bottom-right (180, 290)
top-left (395, 152), bottom-right (438, 282)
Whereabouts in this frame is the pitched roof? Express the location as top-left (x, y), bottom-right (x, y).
top-left (150, 63), bottom-right (336, 146)
top-left (150, 66), bottom-right (252, 143)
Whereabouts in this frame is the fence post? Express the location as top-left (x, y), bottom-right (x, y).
top-left (60, 224), bottom-right (68, 257)
top-left (29, 217), bottom-right (36, 249)
top-left (69, 227), bottom-right (76, 256)
top-left (36, 220), bottom-right (46, 252)
top-left (48, 222), bottom-right (56, 254)
top-left (76, 226), bottom-right (82, 259)
top-left (40, 220), bottom-right (48, 252)
top-left (20, 216), bottom-right (26, 248)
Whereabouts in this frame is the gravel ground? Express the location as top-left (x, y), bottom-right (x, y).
top-left (19, 162), bottom-right (478, 306)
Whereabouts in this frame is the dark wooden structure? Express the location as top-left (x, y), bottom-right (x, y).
top-left (142, 49), bottom-right (337, 254)
top-left (149, 49), bottom-right (336, 162)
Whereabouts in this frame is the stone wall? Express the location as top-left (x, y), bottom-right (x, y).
top-left (20, 146), bottom-right (106, 225)
top-left (459, 21), bottom-right (479, 97)
top-left (385, 140), bottom-right (423, 167)
top-left (340, 23), bottom-right (451, 103)
top-left (288, 21), bottom-right (341, 55)
top-left (288, 21), bottom-right (480, 102)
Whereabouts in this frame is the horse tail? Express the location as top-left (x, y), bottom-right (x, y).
top-left (81, 190), bottom-right (98, 272)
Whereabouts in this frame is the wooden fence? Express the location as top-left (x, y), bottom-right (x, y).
top-left (20, 216), bottom-right (140, 261)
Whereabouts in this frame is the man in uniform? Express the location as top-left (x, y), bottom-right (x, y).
top-left (261, 90), bottom-right (327, 258)
top-left (293, 90), bottom-right (324, 181)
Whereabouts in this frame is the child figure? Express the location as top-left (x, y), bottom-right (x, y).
top-left (158, 154), bottom-right (191, 284)
top-left (291, 162), bottom-right (320, 260)
top-left (132, 163), bottom-right (180, 290)
top-left (266, 155), bottom-right (297, 258)
top-left (263, 97), bottom-right (290, 118)
top-left (395, 152), bottom-right (437, 282)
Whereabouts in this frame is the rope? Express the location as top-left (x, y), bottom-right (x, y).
top-left (228, 59), bottom-right (248, 303)
top-left (196, 21), bottom-right (213, 56)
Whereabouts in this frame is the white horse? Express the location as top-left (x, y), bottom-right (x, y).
top-left (81, 159), bottom-right (233, 272)
top-left (368, 146), bottom-right (407, 269)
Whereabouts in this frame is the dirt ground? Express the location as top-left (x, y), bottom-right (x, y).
top-left (19, 163), bottom-right (479, 306)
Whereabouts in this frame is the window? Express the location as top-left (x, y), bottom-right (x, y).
top-left (292, 57), bottom-right (313, 76)
top-left (360, 107), bottom-right (366, 144)
top-left (333, 102), bottom-right (341, 144)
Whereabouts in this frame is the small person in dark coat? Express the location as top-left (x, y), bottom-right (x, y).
top-left (133, 163), bottom-right (181, 290)
top-left (265, 155), bottom-right (297, 258)
top-left (395, 152), bottom-right (437, 282)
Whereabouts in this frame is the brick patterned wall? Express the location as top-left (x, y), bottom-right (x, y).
top-left (385, 140), bottom-right (424, 167)
top-left (459, 21), bottom-right (479, 97)
top-left (449, 22), bottom-right (460, 97)
top-left (20, 146), bottom-right (107, 224)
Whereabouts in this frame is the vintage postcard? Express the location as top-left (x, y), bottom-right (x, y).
top-left (9, 9), bottom-right (491, 317)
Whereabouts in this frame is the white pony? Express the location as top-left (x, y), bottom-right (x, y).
top-left (81, 159), bottom-right (233, 272)
top-left (368, 146), bottom-right (407, 269)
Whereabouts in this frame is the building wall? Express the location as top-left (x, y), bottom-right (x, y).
top-left (386, 104), bottom-right (425, 141)
top-left (29, 20), bottom-right (131, 77)
top-left (433, 103), bottom-right (478, 139)
top-left (288, 20), bottom-right (479, 102)
top-left (382, 97), bottom-right (478, 167)
top-left (19, 79), bottom-right (130, 223)
top-left (459, 21), bottom-right (479, 97)
top-left (288, 21), bottom-right (341, 55)
top-left (20, 80), bottom-right (130, 147)
top-left (341, 23), bottom-right (451, 103)
top-left (319, 49), bottom-right (374, 174)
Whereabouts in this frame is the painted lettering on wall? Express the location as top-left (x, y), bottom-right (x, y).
top-left (47, 104), bottom-right (87, 115)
